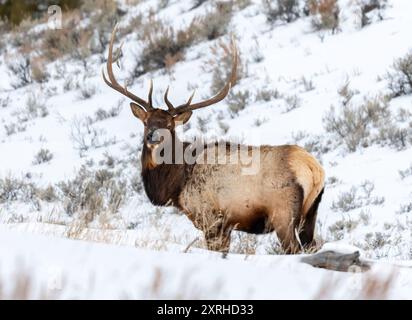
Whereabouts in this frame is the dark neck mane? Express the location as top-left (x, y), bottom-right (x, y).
top-left (141, 138), bottom-right (193, 208)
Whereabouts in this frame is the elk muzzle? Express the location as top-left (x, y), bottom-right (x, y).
top-left (146, 129), bottom-right (164, 146)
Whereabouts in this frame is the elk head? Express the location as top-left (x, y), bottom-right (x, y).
top-left (102, 25), bottom-right (238, 150)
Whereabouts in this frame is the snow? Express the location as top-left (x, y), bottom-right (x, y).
top-left (0, 226), bottom-right (411, 299)
top-left (0, 0), bottom-right (411, 299)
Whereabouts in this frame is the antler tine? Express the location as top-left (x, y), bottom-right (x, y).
top-left (185, 90), bottom-right (196, 106)
top-left (172, 37), bottom-right (238, 114)
top-left (164, 86), bottom-right (176, 112)
top-left (148, 80), bottom-right (154, 109)
top-left (102, 24), bottom-right (153, 111)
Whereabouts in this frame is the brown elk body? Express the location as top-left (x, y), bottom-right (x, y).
top-left (103, 26), bottom-right (325, 254)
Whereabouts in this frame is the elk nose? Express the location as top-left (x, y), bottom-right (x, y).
top-left (147, 130), bottom-right (162, 144)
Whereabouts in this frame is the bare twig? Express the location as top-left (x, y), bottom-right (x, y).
top-left (183, 237), bottom-right (200, 253)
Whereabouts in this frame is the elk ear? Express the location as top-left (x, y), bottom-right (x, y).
top-left (174, 111), bottom-right (192, 126)
top-left (130, 103), bottom-right (147, 122)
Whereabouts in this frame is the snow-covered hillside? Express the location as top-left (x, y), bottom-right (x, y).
top-left (0, 0), bottom-right (411, 299)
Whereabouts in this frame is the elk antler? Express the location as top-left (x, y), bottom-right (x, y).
top-left (102, 24), bottom-right (154, 111)
top-left (165, 37), bottom-right (238, 116)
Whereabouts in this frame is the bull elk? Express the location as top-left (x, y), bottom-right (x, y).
top-left (102, 26), bottom-right (325, 254)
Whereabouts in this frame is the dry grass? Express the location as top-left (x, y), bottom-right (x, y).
top-left (41, 11), bottom-right (85, 61)
top-left (203, 38), bottom-right (244, 95)
top-left (140, 266), bottom-right (218, 299)
top-left (314, 270), bottom-right (397, 299)
top-left (0, 265), bottom-right (60, 300)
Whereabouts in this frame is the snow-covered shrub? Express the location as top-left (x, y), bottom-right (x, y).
top-left (129, 173), bottom-right (144, 194)
top-left (253, 117), bottom-right (269, 127)
top-left (63, 76), bottom-right (75, 92)
top-left (396, 107), bottom-right (412, 122)
top-left (196, 1), bottom-right (233, 40)
top-left (399, 164), bottom-right (412, 180)
top-left (398, 202), bottom-right (412, 214)
top-left (7, 56), bottom-right (32, 88)
top-left (326, 175), bottom-right (340, 186)
top-left (338, 80), bottom-right (358, 106)
top-left (323, 101), bottom-right (369, 152)
top-left (307, 0), bottom-right (340, 33)
top-left (331, 187), bottom-right (358, 212)
top-left (37, 185), bottom-right (57, 203)
top-left (0, 176), bottom-right (39, 205)
top-left (57, 166), bottom-right (127, 220)
top-left (197, 114), bottom-right (212, 133)
top-left (284, 94), bottom-right (302, 112)
top-left (291, 131), bottom-right (331, 160)
top-left (191, 0), bottom-right (208, 10)
top-left (301, 76), bottom-right (315, 91)
top-left (136, 17), bottom-right (199, 74)
top-left (255, 88), bottom-right (281, 102)
top-left (0, 96), bottom-right (10, 108)
top-left (250, 39), bottom-right (264, 63)
top-left (93, 105), bottom-right (123, 123)
top-left (375, 123), bottom-right (410, 151)
top-left (33, 149), bottom-right (53, 165)
top-left (78, 83), bottom-right (97, 100)
top-left (328, 216), bottom-right (360, 240)
top-left (323, 96), bottom-right (394, 152)
top-left (99, 152), bottom-right (116, 169)
top-left (364, 231), bottom-right (391, 251)
top-left (386, 51), bottom-right (412, 98)
top-left (331, 181), bottom-right (385, 213)
top-left (70, 118), bottom-right (117, 155)
top-left (358, 0), bottom-right (387, 28)
top-left (23, 94), bottom-right (48, 120)
top-left (263, 0), bottom-right (301, 24)
top-left (4, 123), bottom-right (26, 136)
top-left (134, 18), bottom-right (188, 75)
top-left (227, 89), bottom-right (251, 116)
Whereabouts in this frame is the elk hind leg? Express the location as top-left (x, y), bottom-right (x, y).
top-left (299, 188), bottom-right (324, 249)
top-left (270, 187), bottom-right (304, 254)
